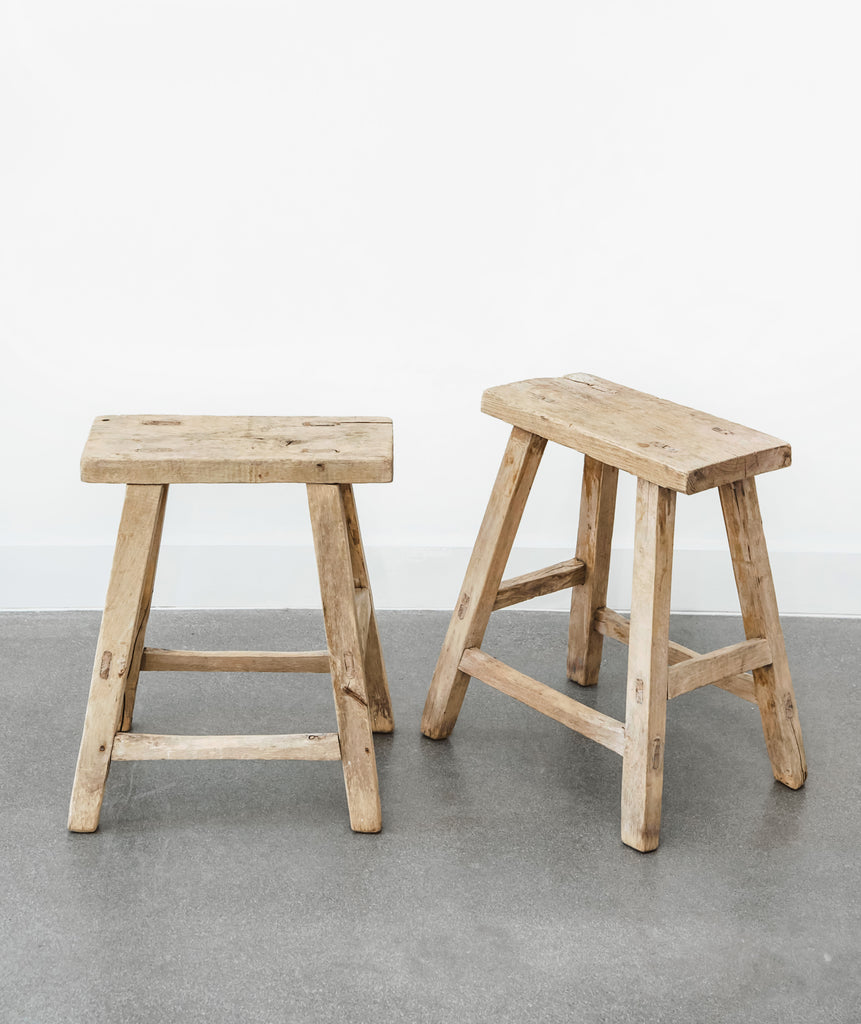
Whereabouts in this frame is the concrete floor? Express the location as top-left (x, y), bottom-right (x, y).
top-left (0, 609), bottom-right (858, 1023)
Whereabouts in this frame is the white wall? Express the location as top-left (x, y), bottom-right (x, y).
top-left (2, 0), bottom-right (859, 613)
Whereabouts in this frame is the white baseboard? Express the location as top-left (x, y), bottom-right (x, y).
top-left (0, 545), bottom-right (858, 615)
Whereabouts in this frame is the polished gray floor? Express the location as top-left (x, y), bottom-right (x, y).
top-left (0, 609), bottom-right (858, 1023)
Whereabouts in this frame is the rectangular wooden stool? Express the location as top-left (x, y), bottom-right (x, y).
top-left (69, 415), bottom-right (394, 834)
top-left (421, 374), bottom-right (806, 851)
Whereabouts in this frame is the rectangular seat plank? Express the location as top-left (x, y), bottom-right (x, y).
top-left (82, 416), bottom-right (393, 485)
top-left (481, 374), bottom-right (790, 493)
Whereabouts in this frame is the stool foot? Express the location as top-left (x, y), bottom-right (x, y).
top-left (421, 428), bottom-right (546, 740)
top-left (720, 478), bottom-right (807, 789)
top-left (308, 484), bottom-right (382, 833)
top-left (68, 485), bottom-right (168, 832)
top-left (341, 484), bottom-right (394, 734)
top-left (568, 457), bottom-right (618, 687)
top-left (620, 480), bottom-right (676, 852)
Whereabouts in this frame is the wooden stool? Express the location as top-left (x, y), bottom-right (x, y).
top-left (68, 415), bottom-right (394, 834)
top-left (421, 374), bottom-right (806, 852)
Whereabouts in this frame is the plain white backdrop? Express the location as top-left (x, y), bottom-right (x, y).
top-left (1, 0), bottom-right (859, 612)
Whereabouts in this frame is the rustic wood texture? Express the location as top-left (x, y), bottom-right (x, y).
top-left (418, 373), bottom-right (801, 851)
top-left (120, 484), bottom-right (168, 731)
top-left (481, 374), bottom-right (790, 494)
top-left (354, 589), bottom-right (373, 654)
top-left (719, 477), bottom-right (807, 788)
top-left (82, 415), bottom-right (393, 485)
top-left (567, 457), bottom-right (618, 687)
top-left (140, 649), bottom-right (331, 672)
top-left (340, 484), bottom-right (394, 733)
top-left (620, 479), bottom-right (676, 852)
top-left (68, 485), bottom-right (168, 832)
top-left (421, 428), bottom-right (547, 740)
top-left (493, 558), bottom-right (585, 611)
top-left (668, 638), bottom-right (772, 698)
top-left (308, 484), bottom-right (382, 832)
top-left (111, 732), bottom-right (341, 761)
top-left (460, 647), bottom-right (626, 755)
top-left (594, 607), bottom-right (758, 703)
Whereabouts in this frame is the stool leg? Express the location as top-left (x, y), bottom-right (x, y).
top-left (620, 479), bottom-right (676, 852)
top-left (340, 484), bottom-right (394, 734)
top-left (68, 485), bottom-right (168, 832)
top-left (308, 484), bottom-right (382, 833)
top-left (120, 484), bottom-right (168, 732)
top-left (719, 477), bottom-right (807, 788)
top-left (421, 428), bottom-right (546, 740)
top-left (567, 457), bottom-right (618, 687)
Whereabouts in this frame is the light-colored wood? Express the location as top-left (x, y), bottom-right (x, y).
top-left (591, 608), bottom-right (632, 645)
top-left (421, 428), bottom-right (547, 740)
top-left (341, 484), bottom-right (393, 733)
top-left (111, 731), bottom-right (341, 761)
top-left (68, 485), bottom-right (168, 832)
top-left (493, 558), bottom-right (585, 611)
top-left (417, 374), bottom-right (802, 851)
top-left (720, 477), bottom-right (807, 788)
top-left (81, 415), bottom-right (393, 485)
top-left (354, 589), bottom-right (373, 653)
top-left (668, 638), bottom-right (772, 698)
top-left (459, 647), bottom-right (626, 755)
top-left (308, 484), bottom-right (382, 832)
top-left (72, 421), bottom-right (393, 832)
top-left (620, 479), bottom-right (676, 852)
top-left (567, 457), bottom-right (618, 686)
top-left (481, 375), bottom-right (791, 494)
top-left (594, 607), bottom-right (758, 703)
top-left (120, 484), bottom-right (168, 730)
top-left (140, 648), bottom-right (331, 672)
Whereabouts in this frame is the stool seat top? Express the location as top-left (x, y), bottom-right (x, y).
top-left (481, 373), bottom-right (790, 494)
top-left (81, 415), bottom-right (393, 484)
